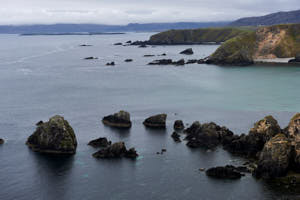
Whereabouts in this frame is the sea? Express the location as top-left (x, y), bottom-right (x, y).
top-left (0, 32), bottom-right (300, 200)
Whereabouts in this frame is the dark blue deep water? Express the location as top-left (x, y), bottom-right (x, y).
top-left (0, 33), bottom-right (300, 200)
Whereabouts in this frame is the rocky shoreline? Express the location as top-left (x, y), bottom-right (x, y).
top-left (10, 111), bottom-right (300, 189)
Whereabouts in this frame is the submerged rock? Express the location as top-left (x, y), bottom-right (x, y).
top-left (206, 165), bottom-right (244, 179)
top-left (124, 59), bottom-right (133, 62)
top-left (144, 54), bottom-right (155, 57)
top-left (79, 44), bottom-right (92, 47)
top-left (186, 59), bottom-right (198, 64)
top-left (254, 134), bottom-right (291, 179)
top-left (148, 59), bottom-right (173, 65)
top-left (174, 59), bottom-right (185, 66)
top-left (126, 40), bottom-right (132, 44)
top-left (106, 62), bottom-right (115, 66)
top-left (88, 137), bottom-right (112, 148)
top-left (0, 138), bottom-right (4, 144)
top-left (114, 42), bottom-right (122, 45)
top-left (171, 132), bottom-right (181, 142)
top-left (174, 120), bottom-right (184, 130)
top-left (92, 142), bottom-right (138, 159)
top-left (102, 110), bottom-right (132, 128)
top-left (26, 115), bottom-right (77, 154)
top-left (143, 114), bottom-right (167, 128)
top-left (180, 48), bottom-right (193, 55)
top-left (139, 44), bottom-right (148, 48)
top-left (84, 57), bottom-right (98, 60)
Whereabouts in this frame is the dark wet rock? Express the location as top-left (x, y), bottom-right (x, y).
top-left (26, 115), bottom-right (77, 154)
top-left (143, 114), bottom-right (167, 128)
top-left (88, 137), bottom-right (112, 148)
top-left (197, 59), bottom-right (206, 64)
top-left (84, 57), bottom-right (98, 60)
top-left (144, 55), bottom-right (155, 57)
top-left (288, 54), bottom-right (300, 63)
top-left (173, 59), bottom-right (185, 66)
top-left (186, 59), bottom-right (198, 64)
top-left (126, 40), bottom-right (132, 44)
top-left (139, 44), bottom-right (148, 48)
top-left (92, 142), bottom-right (138, 159)
top-left (253, 134), bottom-right (291, 179)
top-left (148, 59), bottom-right (173, 65)
top-left (174, 120), bottom-right (184, 130)
top-left (0, 138), bottom-right (4, 144)
top-left (131, 40), bottom-right (148, 46)
top-left (171, 132), bottom-right (181, 142)
top-left (79, 44), bottom-right (92, 47)
top-left (206, 165), bottom-right (244, 179)
top-left (160, 53), bottom-right (166, 56)
top-left (124, 59), bottom-right (133, 62)
top-left (106, 62), bottom-right (115, 66)
top-left (102, 110), bottom-right (132, 128)
top-left (180, 48), bottom-right (194, 55)
top-left (185, 122), bottom-right (234, 149)
top-left (161, 149), bottom-right (167, 152)
top-left (224, 115), bottom-right (281, 157)
top-left (114, 42), bottom-right (123, 45)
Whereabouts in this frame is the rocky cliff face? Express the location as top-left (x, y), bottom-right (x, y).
top-left (207, 24), bottom-right (300, 65)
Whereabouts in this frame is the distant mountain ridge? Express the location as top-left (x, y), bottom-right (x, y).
top-left (230, 9), bottom-right (300, 26)
top-left (0, 22), bottom-right (229, 34)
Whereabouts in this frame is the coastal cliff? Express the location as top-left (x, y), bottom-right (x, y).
top-left (148, 27), bottom-right (252, 44)
top-left (207, 24), bottom-right (300, 65)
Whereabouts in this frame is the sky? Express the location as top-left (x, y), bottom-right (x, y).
top-left (0, 0), bottom-right (299, 25)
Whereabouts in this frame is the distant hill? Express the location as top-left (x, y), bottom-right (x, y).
top-left (0, 22), bottom-right (229, 34)
top-left (230, 9), bottom-right (300, 26)
top-left (146, 27), bottom-right (252, 45)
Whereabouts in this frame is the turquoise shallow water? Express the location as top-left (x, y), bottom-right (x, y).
top-left (0, 33), bottom-right (300, 200)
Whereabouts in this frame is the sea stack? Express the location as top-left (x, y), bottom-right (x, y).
top-left (143, 114), bottom-right (167, 128)
top-left (26, 115), bottom-right (77, 154)
top-left (102, 110), bottom-right (132, 128)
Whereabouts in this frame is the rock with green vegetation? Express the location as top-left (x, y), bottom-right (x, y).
top-left (92, 142), bottom-right (138, 159)
top-left (148, 27), bottom-right (250, 45)
top-left (88, 137), bottom-right (112, 148)
top-left (207, 24), bottom-right (300, 66)
top-left (0, 138), bottom-right (4, 144)
top-left (102, 110), bottom-right (132, 128)
top-left (286, 113), bottom-right (300, 170)
top-left (26, 115), bottom-right (77, 154)
top-left (143, 114), bottom-right (167, 128)
top-left (254, 134), bottom-right (291, 179)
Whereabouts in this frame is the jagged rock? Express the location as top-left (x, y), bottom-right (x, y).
top-left (174, 59), bottom-right (185, 66)
top-left (143, 114), bottom-right (167, 128)
top-left (106, 62), bottom-right (115, 66)
top-left (124, 59), bottom-right (133, 62)
top-left (180, 48), bottom-right (194, 55)
top-left (286, 113), bottom-right (300, 170)
top-left (253, 134), bottom-right (291, 179)
top-left (88, 137), bottom-right (112, 148)
top-left (206, 165), bottom-right (244, 179)
top-left (224, 115), bottom-right (281, 157)
top-left (174, 120), bottom-right (184, 130)
top-left (92, 142), bottom-right (138, 159)
top-left (114, 42), bottom-right (122, 45)
top-left (26, 115), bottom-right (77, 154)
top-left (185, 122), bottom-right (234, 149)
top-left (84, 57), bottom-right (98, 60)
top-left (171, 132), bottom-right (181, 142)
top-left (0, 138), bottom-right (4, 144)
top-left (184, 121), bottom-right (201, 134)
top-left (102, 110), bottom-right (132, 128)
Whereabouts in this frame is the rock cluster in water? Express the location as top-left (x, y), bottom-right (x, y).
top-left (102, 110), bottom-right (132, 128)
top-left (26, 115), bottom-right (77, 154)
top-left (92, 142), bottom-right (138, 159)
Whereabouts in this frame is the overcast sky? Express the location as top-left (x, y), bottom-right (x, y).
top-left (1, 0), bottom-right (299, 25)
